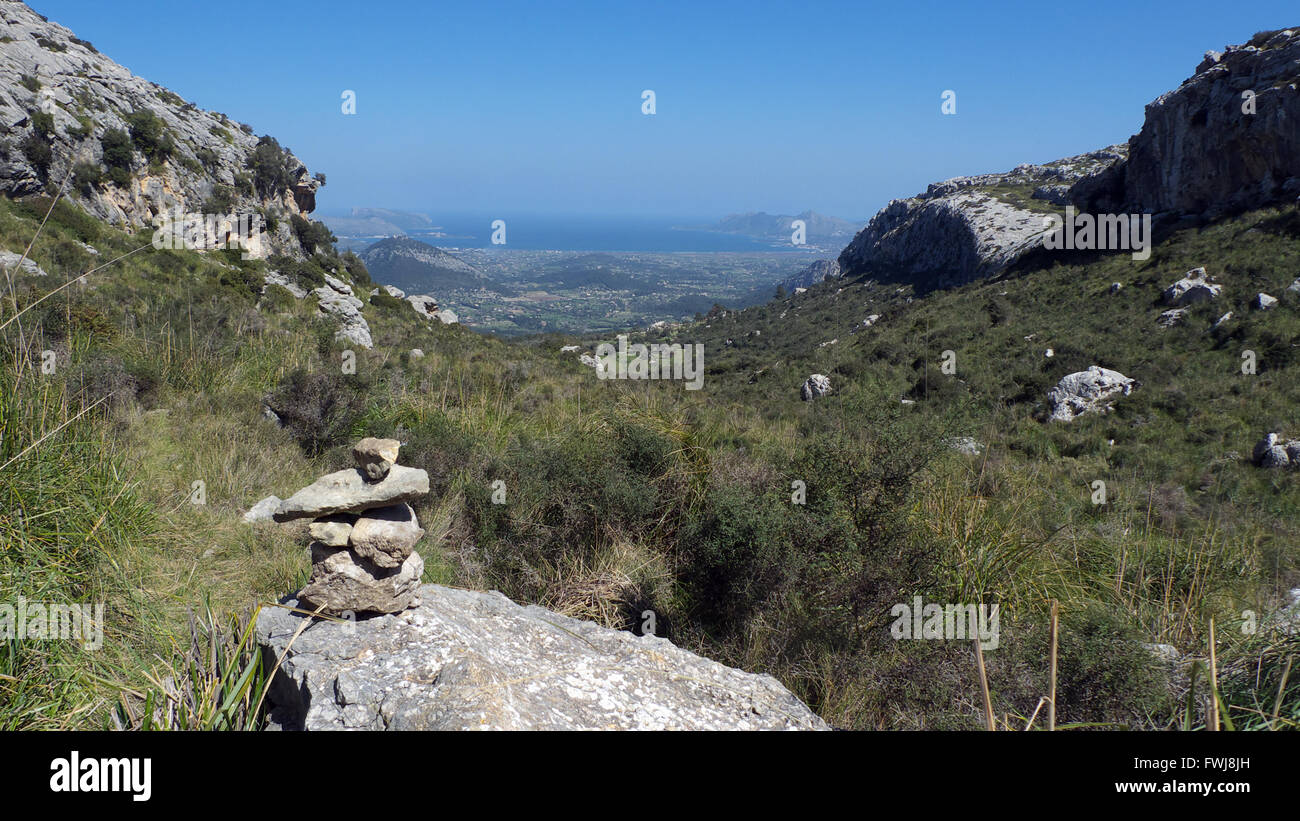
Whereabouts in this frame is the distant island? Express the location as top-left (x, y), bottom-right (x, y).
top-left (681, 210), bottom-right (861, 245)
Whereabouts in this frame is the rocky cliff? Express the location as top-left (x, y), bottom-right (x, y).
top-left (839, 28), bottom-right (1300, 291)
top-left (0, 1), bottom-right (320, 257)
top-left (780, 257), bottom-right (841, 292)
top-left (1073, 27), bottom-right (1300, 218)
top-left (837, 148), bottom-right (1125, 289)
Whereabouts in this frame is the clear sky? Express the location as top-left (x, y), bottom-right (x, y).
top-left (31, 0), bottom-right (1300, 221)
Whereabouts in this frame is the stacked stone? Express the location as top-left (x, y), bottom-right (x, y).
top-left (273, 438), bottom-right (429, 615)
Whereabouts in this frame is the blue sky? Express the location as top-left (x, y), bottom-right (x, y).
top-left (33, 0), bottom-right (1300, 220)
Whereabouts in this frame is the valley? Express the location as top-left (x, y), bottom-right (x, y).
top-left (0, 1), bottom-right (1296, 743)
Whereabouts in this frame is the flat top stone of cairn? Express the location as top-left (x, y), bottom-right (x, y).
top-left (353, 437), bottom-right (401, 482)
top-left (273, 464), bottom-right (429, 522)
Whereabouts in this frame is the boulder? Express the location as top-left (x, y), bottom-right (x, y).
top-left (578, 353), bottom-right (606, 375)
top-left (1157, 308), bottom-right (1188, 327)
top-left (0, 250), bottom-right (47, 277)
top-left (1288, 278), bottom-right (1300, 294)
top-left (263, 271), bottom-right (306, 299)
top-left (352, 437), bottom-right (400, 481)
top-left (256, 584), bottom-right (830, 731)
top-left (407, 294), bottom-right (439, 319)
top-left (1212, 311), bottom-right (1233, 329)
top-left (1162, 267), bottom-right (1222, 306)
top-left (800, 374), bottom-right (831, 401)
top-left (1286, 441), bottom-right (1300, 464)
top-left (315, 285), bottom-right (372, 349)
top-left (1254, 292), bottom-right (1278, 310)
top-left (349, 503), bottom-right (424, 569)
top-left (273, 465), bottom-right (430, 522)
top-left (1046, 366), bottom-right (1135, 422)
top-left (242, 495), bottom-right (281, 524)
top-left (1253, 433), bottom-right (1291, 468)
top-left (409, 348), bottom-right (424, 359)
top-left (296, 543), bottom-right (424, 616)
top-left (947, 436), bottom-right (983, 455)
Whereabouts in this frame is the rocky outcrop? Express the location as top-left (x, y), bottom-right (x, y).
top-left (780, 258), bottom-right (841, 292)
top-left (800, 374), bottom-right (831, 401)
top-left (1072, 28), bottom-right (1300, 218)
top-left (262, 271), bottom-right (307, 299)
top-left (1253, 432), bottom-right (1300, 468)
top-left (1162, 267), bottom-right (1222, 306)
top-left (0, 248), bottom-right (46, 276)
top-left (1046, 366), bottom-right (1136, 422)
top-left (256, 584), bottom-right (829, 731)
top-left (1157, 308), bottom-right (1188, 328)
top-left (837, 148), bottom-right (1126, 290)
top-left (314, 275), bottom-right (372, 348)
top-left (0, 2), bottom-right (320, 257)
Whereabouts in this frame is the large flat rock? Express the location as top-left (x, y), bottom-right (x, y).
top-left (273, 465), bottom-right (429, 522)
top-left (256, 584), bottom-right (829, 731)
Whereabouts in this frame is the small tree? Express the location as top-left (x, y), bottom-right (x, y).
top-left (100, 127), bottom-right (133, 186)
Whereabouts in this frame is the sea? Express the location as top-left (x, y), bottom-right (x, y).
top-left (332, 213), bottom-right (838, 255)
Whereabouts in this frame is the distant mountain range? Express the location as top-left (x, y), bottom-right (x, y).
top-left (686, 210), bottom-right (861, 245)
top-left (360, 237), bottom-right (507, 294)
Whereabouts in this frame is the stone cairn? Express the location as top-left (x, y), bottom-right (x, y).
top-left (272, 438), bottom-right (430, 616)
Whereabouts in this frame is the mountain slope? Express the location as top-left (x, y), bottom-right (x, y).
top-left (0, 1), bottom-right (323, 257)
top-left (359, 236), bottom-right (500, 294)
top-left (0, 10), bottom-right (1296, 734)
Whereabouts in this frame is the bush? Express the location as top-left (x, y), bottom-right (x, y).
top-left (291, 215), bottom-right (335, 255)
top-left (265, 369), bottom-right (370, 457)
top-left (246, 136), bottom-right (293, 198)
top-left (100, 128), bottom-right (133, 185)
top-left (30, 111), bottom-right (55, 137)
top-left (202, 185), bottom-right (235, 214)
top-left (20, 132), bottom-right (52, 176)
top-left (125, 109), bottom-right (173, 162)
top-left (73, 162), bottom-right (102, 193)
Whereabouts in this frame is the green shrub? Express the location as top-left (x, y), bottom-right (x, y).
top-left (291, 215), bottom-right (335, 255)
top-left (100, 127), bottom-right (133, 185)
top-left (265, 369), bottom-right (370, 457)
top-left (203, 184), bottom-right (235, 214)
top-left (73, 161), bottom-right (102, 192)
top-left (126, 109), bottom-right (174, 162)
top-left (246, 136), bottom-right (293, 198)
top-left (20, 132), bottom-right (52, 176)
